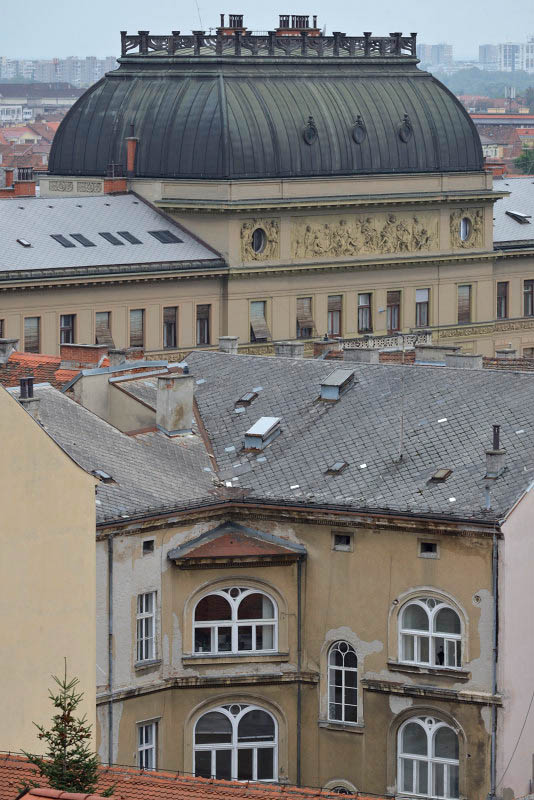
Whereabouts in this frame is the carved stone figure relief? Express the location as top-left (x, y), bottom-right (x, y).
top-left (450, 208), bottom-right (484, 249)
top-left (240, 219), bottom-right (280, 262)
top-left (291, 212), bottom-right (438, 259)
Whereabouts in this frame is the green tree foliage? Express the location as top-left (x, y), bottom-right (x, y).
top-left (432, 67), bottom-right (534, 99)
top-left (22, 664), bottom-right (113, 795)
top-left (514, 148), bottom-right (534, 174)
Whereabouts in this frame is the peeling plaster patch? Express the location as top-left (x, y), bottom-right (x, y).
top-left (112, 701), bottom-right (123, 765)
top-left (96, 705), bottom-right (108, 763)
top-left (390, 696), bottom-right (413, 714)
top-left (171, 613), bottom-right (182, 670)
top-left (366, 668), bottom-right (415, 685)
top-left (161, 521), bottom-right (218, 573)
top-left (163, 633), bottom-right (170, 667)
top-left (455, 588), bottom-right (493, 691)
top-left (326, 626), bottom-right (383, 659)
top-left (481, 705), bottom-right (492, 735)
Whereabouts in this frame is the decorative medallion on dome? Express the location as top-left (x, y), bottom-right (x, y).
top-left (398, 114), bottom-right (413, 143)
top-left (351, 116), bottom-right (367, 145)
top-left (241, 219), bottom-right (280, 262)
top-left (303, 116), bottom-right (318, 145)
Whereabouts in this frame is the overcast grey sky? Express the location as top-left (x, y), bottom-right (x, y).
top-left (1, 0), bottom-right (533, 60)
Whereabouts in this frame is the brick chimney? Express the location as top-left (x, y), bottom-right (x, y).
top-left (486, 424), bottom-right (506, 479)
top-left (156, 374), bottom-right (195, 435)
top-left (0, 338), bottom-right (19, 365)
top-left (60, 343), bottom-right (109, 369)
top-left (19, 376), bottom-right (40, 421)
top-left (274, 341), bottom-right (305, 358)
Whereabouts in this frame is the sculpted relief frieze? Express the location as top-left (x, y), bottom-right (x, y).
top-left (291, 212), bottom-right (439, 260)
top-left (450, 208), bottom-right (484, 249)
top-left (48, 180), bottom-right (74, 192)
top-left (240, 219), bottom-right (280, 262)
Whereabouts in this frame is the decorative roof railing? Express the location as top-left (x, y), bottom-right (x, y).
top-left (120, 30), bottom-right (417, 58)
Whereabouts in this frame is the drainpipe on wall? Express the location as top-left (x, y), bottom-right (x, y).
top-left (108, 534), bottom-right (114, 767)
top-left (490, 527), bottom-right (499, 799)
top-left (296, 557), bottom-right (303, 787)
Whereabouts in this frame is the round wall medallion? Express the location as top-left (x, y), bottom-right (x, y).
top-left (303, 115), bottom-right (318, 145)
top-left (398, 113), bottom-right (413, 143)
top-left (352, 115), bottom-right (367, 144)
top-left (460, 217), bottom-right (472, 242)
top-left (251, 227), bottom-right (267, 254)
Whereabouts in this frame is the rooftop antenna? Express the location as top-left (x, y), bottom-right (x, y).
top-left (195, 0), bottom-right (204, 30)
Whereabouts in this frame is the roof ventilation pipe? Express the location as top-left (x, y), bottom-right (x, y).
top-left (0, 338), bottom-right (19, 365)
top-left (156, 373), bottom-right (195, 436)
top-left (486, 424), bottom-right (506, 479)
top-left (320, 368), bottom-right (355, 401)
top-left (19, 375), bottom-right (40, 421)
top-left (218, 336), bottom-right (239, 354)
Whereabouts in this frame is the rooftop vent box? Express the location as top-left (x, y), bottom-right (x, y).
top-left (320, 369), bottom-right (355, 401)
top-left (244, 416), bottom-right (281, 451)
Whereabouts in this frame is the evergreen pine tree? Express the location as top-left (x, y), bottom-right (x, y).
top-left (22, 661), bottom-right (113, 795)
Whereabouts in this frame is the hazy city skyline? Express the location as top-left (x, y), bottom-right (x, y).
top-left (1, 0), bottom-right (533, 60)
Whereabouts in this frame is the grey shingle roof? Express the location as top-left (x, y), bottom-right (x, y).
top-left (0, 194), bottom-right (222, 274)
top-left (493, 177), bottom-right (534, 244)
top-left (182, 351), bottom-right (534, 522)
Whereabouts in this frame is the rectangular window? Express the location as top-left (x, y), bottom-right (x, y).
top-left (357, 293), bottom-right (372, 333)
top-left (24, 316), bottom-right (40, 353)
top-left (136, 592), bottom-right (155, 662)
top-left (524, 280), bottom-right (534, 317)
top-left (163, 307), bottom-right (177, 348)
top-left (250, 301), bottom-right (271, 342)
top-left (130, 309), bottom-right (144, 348)
top-left (296, 297), bottom-right (315, 338)
top-left (60, 314), bottom-right (75, 344)
top-left (457, 285), bottom-right (471, 324)
top-left (387, 290), bottom-right (401, 333)
top-left (0, 319), bottom-right (4, 338)
top-left (196, 305), bottom-right (210, 346)
top-left (415, 288), bottom-right (430, 328)
top-left (523, 347), bottom-right (534, 358)
top-left (497, 282), bottom-right (508, 320)
top-left (95, 311), bottom-right (114, 346)
top-left (138, 722), bottom-right (157, 770)
top-left (327, 295), bottom-right (342, 337)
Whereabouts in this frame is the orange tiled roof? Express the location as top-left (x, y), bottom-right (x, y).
top-left (0, 352), bottom-right (78, 391)
top-left (0, 756), bottom-right (389, 800)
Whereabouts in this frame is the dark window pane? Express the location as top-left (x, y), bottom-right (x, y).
top-left (195, 750), bottom-right (211, 778)
top-left (217, 627), bottom-right (232, 652)
top-left (51, 234), bottom-right (75, 248)
top-left (402, 722), bottom-right (427, 755)
top-left (238, 709), bottom-right (275, 742)
top-left (257, 748), bottom-right (274, 780)
top-left (237, 626), bottom-right (253, 650)
top-left (99, 232), bottom-right (124, 245)
top-left (195, 595), bottom-right (232, 621)
top-left (24, 317), bottom-right (40, 353)
top-left (215, 749), bottom-right (232, 780)
top-left (70, 233), bottom-right (96, 247)
top-left (458, 285), bottom-right (471, 324)
top-left (403, 603), bottom-right (429, 631)
top-left (237, 748), bottom-right (253, 780)
top-left (256, 624), bottom-right (274, 650)
top-left (344, 704), bottom-right (357, 723)
top-left (148, 229), bottom-right (183, 244)
top-left (194, 628), bottom-right (212, 653)
top-left (118, 230), bottom-right (142, 244)
top-left (435, 607), bottom-right (461, 634)
top-left (434, 726), bottom-right (459, 759)
top-left (195, 712), bottom-right (232, 744)
top-left (402, 758), bottom-right (413, 792)
top-left (129, 309), bottom-right (144, 347)
top-left (238, 593), bottom-right (274, 620)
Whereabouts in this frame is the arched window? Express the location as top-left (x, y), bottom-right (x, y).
top-left (194, 704), bottom-right (277, 782)
top-left (399, 598), bottom-right (461, 668)
top-left (398, 716), bottom-right (459, 799)
top-left (194, 587), bottom-right (277, 655)
top-left (328, 641), bottom-right (358, 723)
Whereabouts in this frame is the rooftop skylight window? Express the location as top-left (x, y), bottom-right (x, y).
top-left (505, 210), bottom-right (531, 224)
top-left (99, 232), bottom-right (124, 245)
top-left (326, 461), bottom-right (348, 475)
top-left (235, 391), bottom-right (258, 407)
top-left (16, 238), bottom-right (31, 247)
top-left (70, 233), bottom-right (96, 247)
top-left (51, 234), bottom-right (76, 248)
top-left (148, 229), bottom-right (183, 244)
top-left (428, 468), bottom-right (452, 483)
top-left (91, 469), bottom-right (115, 483)
top-left (117, 230), bottom-right (142, 244)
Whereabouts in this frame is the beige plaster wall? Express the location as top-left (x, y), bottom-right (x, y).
top-left (0, 387), bottom-right (96, 753)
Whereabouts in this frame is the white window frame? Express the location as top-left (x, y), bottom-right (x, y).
top-left (194, 704), bottom-right (277, 782)
top-left (327, 641), bottom-right (358, 724)
top-left (138, 720), bottom-right (157, 770)
top-left (399, 598), bottom-right (462, 669)
top-left (136, 591), bottom-right (156, 662)
top-left (398, 717), bottom-right (459, 799)
top-left (193, 587), bottom-right (277, 655)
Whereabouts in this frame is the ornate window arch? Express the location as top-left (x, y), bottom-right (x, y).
top-left (193, 586), bottom-right (277, 655)
top-left (328, 641), bottom-right (358, 723)
top-left (399, 597), bottom-right (462, 668)
top-left (194, 704), bottom-right (277, 781)
top-left (398, 716), bottom-right (459, 799)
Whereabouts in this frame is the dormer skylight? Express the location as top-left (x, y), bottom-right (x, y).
top-left (244, 416), bottom-right (281, 451)
top-left (326, 461), bottom-right (348, 475)
top-left (428, 468), bottom-right (452, 483)
top-left (235, 391), bottom-right (258, 407)
top-left (16, 238), bottom-right (31, 247)
top-left (505, 210), bottom-right (532, 224)
top-left (320, 369), bottom-right (355, 401)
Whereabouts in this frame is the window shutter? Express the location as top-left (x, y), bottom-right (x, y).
top-left (387, 291), bottom-right (401, 306)
top-left (130, 309), bottom-right (144, 347)
top-left (457, 286), bottom-right (471, 324)
top-left (416, 289), bottom-right (429, 303)
top-left (24, 317), bottom-right (40, 353)
top-left (95, 312), bottom-right (114, 346)
top-left (196, 304), bottom-right (210, 320)
top-left (250, 301), bottom-right (271, 341)
top-left (296, 297), bottom-right (315, 329)
top-left (164, 307), bottom-right (177, 325)
top-left (328, 295), bottom-right (342, 313)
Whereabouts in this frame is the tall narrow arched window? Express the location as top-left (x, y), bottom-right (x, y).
top-left (399, 598), bottom-right (462, 668)
top-left (194, 704), bottom-right (277, 782)
top-left (398, 716), bottom-right (459, 799)
top-left (194, 587), bottom-right (277, 655)
top-left (328, 641), bottom-right (358, 723)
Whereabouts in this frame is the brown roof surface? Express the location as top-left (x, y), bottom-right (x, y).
top-left (0, 755), bottom-right (388, 800)
top-left (0, 352), bottom-right (78, 391)
top-left (182, 531), bottom-right (297, 559)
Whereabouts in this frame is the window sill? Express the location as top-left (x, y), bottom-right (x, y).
top-left (318, 720), bottom-right (365, 734)
top-left (134, 658), bottom-right (162, 671)
top-left (183, 652), bottom-right (289, 666)
top-left (387, 660), bottom-right (471, 680)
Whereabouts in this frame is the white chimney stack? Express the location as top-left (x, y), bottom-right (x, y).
top-left (156, 374), bottom-right (195, 436)
top-left (0, 338), bottom-right (19, 365)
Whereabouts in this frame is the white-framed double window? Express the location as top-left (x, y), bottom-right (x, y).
top-left (138, 721), bottom-right (157, 770)
top-left (136, 592), bottom-right (156, 662)
top-left (398, 716), bottom-right (459, 799)
top-left (399, 598), bottom-right (462, 669)
top-left (194, 704), bottom-right (277, 782)
top-left (328, 641), bottom-right (358, 723)
top-left (194, 587), bottom-right (277, 655)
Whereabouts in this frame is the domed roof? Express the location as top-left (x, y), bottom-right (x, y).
top-left (49, 31), bottom-right (483, 180)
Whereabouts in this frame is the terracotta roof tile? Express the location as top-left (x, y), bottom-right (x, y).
top-left (0, 352), bottom-right (79, 391)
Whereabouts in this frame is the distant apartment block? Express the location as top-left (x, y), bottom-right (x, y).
top-left (416, 42), bottom-right (453, 68)
top-left (479, 37), bottom-right (534, 73)
top-left (0, 55), bottom-right (116, 87)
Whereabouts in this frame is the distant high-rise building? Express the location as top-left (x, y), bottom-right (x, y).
top-left (479, 44), bottom-right (498, 70)
top-left (416, 42), bottom-right (453, 69)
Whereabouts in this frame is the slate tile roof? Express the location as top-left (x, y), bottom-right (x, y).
top-left (493, 176), bottom-right (534, 243)
top-left (0, 756), bottom-right (388, 800)
top-left (0, 352), bottom-right (78, 390)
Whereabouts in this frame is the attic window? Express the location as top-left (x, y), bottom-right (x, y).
top-left (326, 461), bottom-right (348, 475)
top-left (235, 391), bottom-right (258, 407)
top-left (143, 539), bottom-right (155, 555)
top-left (92, 469), bottom-right (114, 483)
top-left (429, 468), bottom-right (452, 483)
top-left (332, 532), bottom-right (353, 552)
top-left (244, 416), bottom-right (281, 451)
top-left (17, 238), bottom-right (31, 247)
top-left (419, 541), bottom-right (438, 558)
top-left (51, 234), bottom-right (76, 248)
top-left (148, 229), bottom-right (183, 244)
top-left (70, 233), bottom-right (96, 247)
top-left (320, 369), bottom-right (355, 401)
top-left (505, 210), bottom-right (531, 224)
top-left (118, 230), bottom-right (142, 244)
top-left (99, 232), bottom-right (124, 245)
